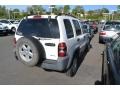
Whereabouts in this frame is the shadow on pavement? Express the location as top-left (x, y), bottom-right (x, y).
top-left (0, 32), bottom-right (15, 37)
top-left (37, 43), bottom-right (93, 77)
top-left (75, 44), bottom-right (93, 76)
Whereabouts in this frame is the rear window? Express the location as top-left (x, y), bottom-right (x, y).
top-left (17, 19), bottom-right (60, 38)
top-left (63, 19), bottom-right (74, 38)
top-left (72, 20), bottom-right (81, 36)
top-left (103, 21), bottom-right (120, 31)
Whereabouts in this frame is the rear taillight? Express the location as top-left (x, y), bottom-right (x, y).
top-left (33, 15), bottom-right (41, 19)
top-left (100, 32), bottom-right (106, 35)
top-left (58, 42), bottom-right (67, 57)
top-left (13, 38), bottom-right (16, 47)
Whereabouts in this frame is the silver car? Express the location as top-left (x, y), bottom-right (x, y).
top-left (99, 21), bottom-right (120, 43)
top-left (0, 22), bottom-right (8, 35)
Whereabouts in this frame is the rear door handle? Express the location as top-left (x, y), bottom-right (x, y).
top-left (45, 43), bottom-right (55, 47)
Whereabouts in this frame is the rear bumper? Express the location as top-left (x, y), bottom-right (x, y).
top-left (0, 29), bottom-right (8, 34)
top-left (14, 50), bottom-right (69, 71)
top-left (99, 36), bottom-right (111, 43)
top-left (41, 57), bottom-right (69, 71)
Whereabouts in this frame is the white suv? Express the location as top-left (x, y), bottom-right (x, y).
top-left (14, 15), bottom-right (90, 77)
top-left (0, 19), bottom-right (17, 32)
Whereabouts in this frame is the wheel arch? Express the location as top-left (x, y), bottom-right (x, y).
top-left (66, 46), bottom-right (80, 70)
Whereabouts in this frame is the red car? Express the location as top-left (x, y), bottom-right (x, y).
top-left (89, 21), bottom-right (98, 34)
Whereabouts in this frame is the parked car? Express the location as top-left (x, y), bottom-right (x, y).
top-left (0, 19), bottom-right (17, 32)
top-left (8, 19), bottom-right (15, 24)
top-left (14, 15), bottom-right (90, 77)
top-left (0, 22), bottom-right (9, 35)
top-left (99, 21), bottom-right (120, 44)
top-left (89, 21), bottom-right (98, 34)
top-left (82, 24), bottom-right (94, 40)
top-left (101, 33), bottom-right (120, 84)
top-left (99, 20), bottom-right (106, 29)
top-left (12, 20), bottom-right (20, 28)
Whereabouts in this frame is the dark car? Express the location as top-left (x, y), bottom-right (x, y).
top-left (82, 24), bottom-right (94, 40)
top-left (89, 21), bottom-right (98, 34)
top-left (101, 33), bottom-right (120, 84)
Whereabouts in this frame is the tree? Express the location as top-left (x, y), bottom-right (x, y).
top-left (32, 5), bottom-right (45, 14)
top-left (52, 5), bottom-right (58, 14)
top-left (72, 5), bottom-right (84, 17)
top-left (13, 9), bottom-right (20, 12)
top-left (87, 10), bottom-right (94, 16)
top-left (27, 5), bottom-right (45, 15)
top-left (52, 6), bottom-right (64, 14)
top-left (0, 6), bottom-right (7, 18)
top-left (63, 5), bottom-right (70, 14)
top-left (117, 5), bottom-right (120, 14)
top-left (27, 6), bottom-right (34, 15)
top-left (101, 8), bottom-right (109, 13)
top-left (12, 9), bottom-right (20, 19)
top-left (117, 5), bottom-right (120, 11)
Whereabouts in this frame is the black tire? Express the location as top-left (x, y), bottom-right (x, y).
top-left (11, 27), bottom-right (16, 32)
top-left (66, 54), bottom-right (78, 77)
top-left (102, 55), bottom-right (107, 84)
top-left (16, 37), bottom-right (45, 67)
top-left (4, 32), bottom-right (8, 36)
top-left (101, 51), bottom-right (109, 85)
top-left (99, 38), bottom-right (103, 44)
top-left (86, 42), bottom-right (90, 52)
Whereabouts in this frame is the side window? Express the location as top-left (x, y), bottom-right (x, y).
top-left (82, 25), bottom-right (89, 33)
top-left (111, 38), bottom-right (120, 70)
top-left (72, 20), bottom-right (81, 36)
top-left (83, 29), bottom-right (88, 33)
top-left (63, 19), bottom-right (74, 38)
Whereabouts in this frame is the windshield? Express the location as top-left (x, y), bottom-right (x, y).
top-left (17, 19), bottom-right (60, 38)
top-left (103, 22), bottom-right (120, 31)
top-left (0, 20), bottom-right (10, 24)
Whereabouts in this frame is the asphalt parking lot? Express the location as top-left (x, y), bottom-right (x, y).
top-left (0, 33), bottom-right (105, 85)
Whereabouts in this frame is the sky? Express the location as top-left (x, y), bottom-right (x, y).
top-left (5, 5), bottom-right (117, 12)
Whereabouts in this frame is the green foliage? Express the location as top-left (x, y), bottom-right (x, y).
top-left (63, 5), bottom-right (70, 14)
top-left (71, 5), bottom-right (84, 17)
top-left (0, 5), bottom-right (119, 20)
top-left (27, 5), bottom-right (45, 15)
top-left (101, 8), bottom-right (109, 13)
top-left (0, 5), bottom-right (7, 19)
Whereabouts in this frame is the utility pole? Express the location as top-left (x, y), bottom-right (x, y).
top-left (8, 8), bottom-right (11, 19)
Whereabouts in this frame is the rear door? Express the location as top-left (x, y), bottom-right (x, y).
top-left (72, 20), bottom-right (84, 50)
top-left (17, 18), bottom-right (60, 60)
top-left (38, 19), bottom-right (60, 60)
top-left (63, 19), bottom-right (76, 59)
